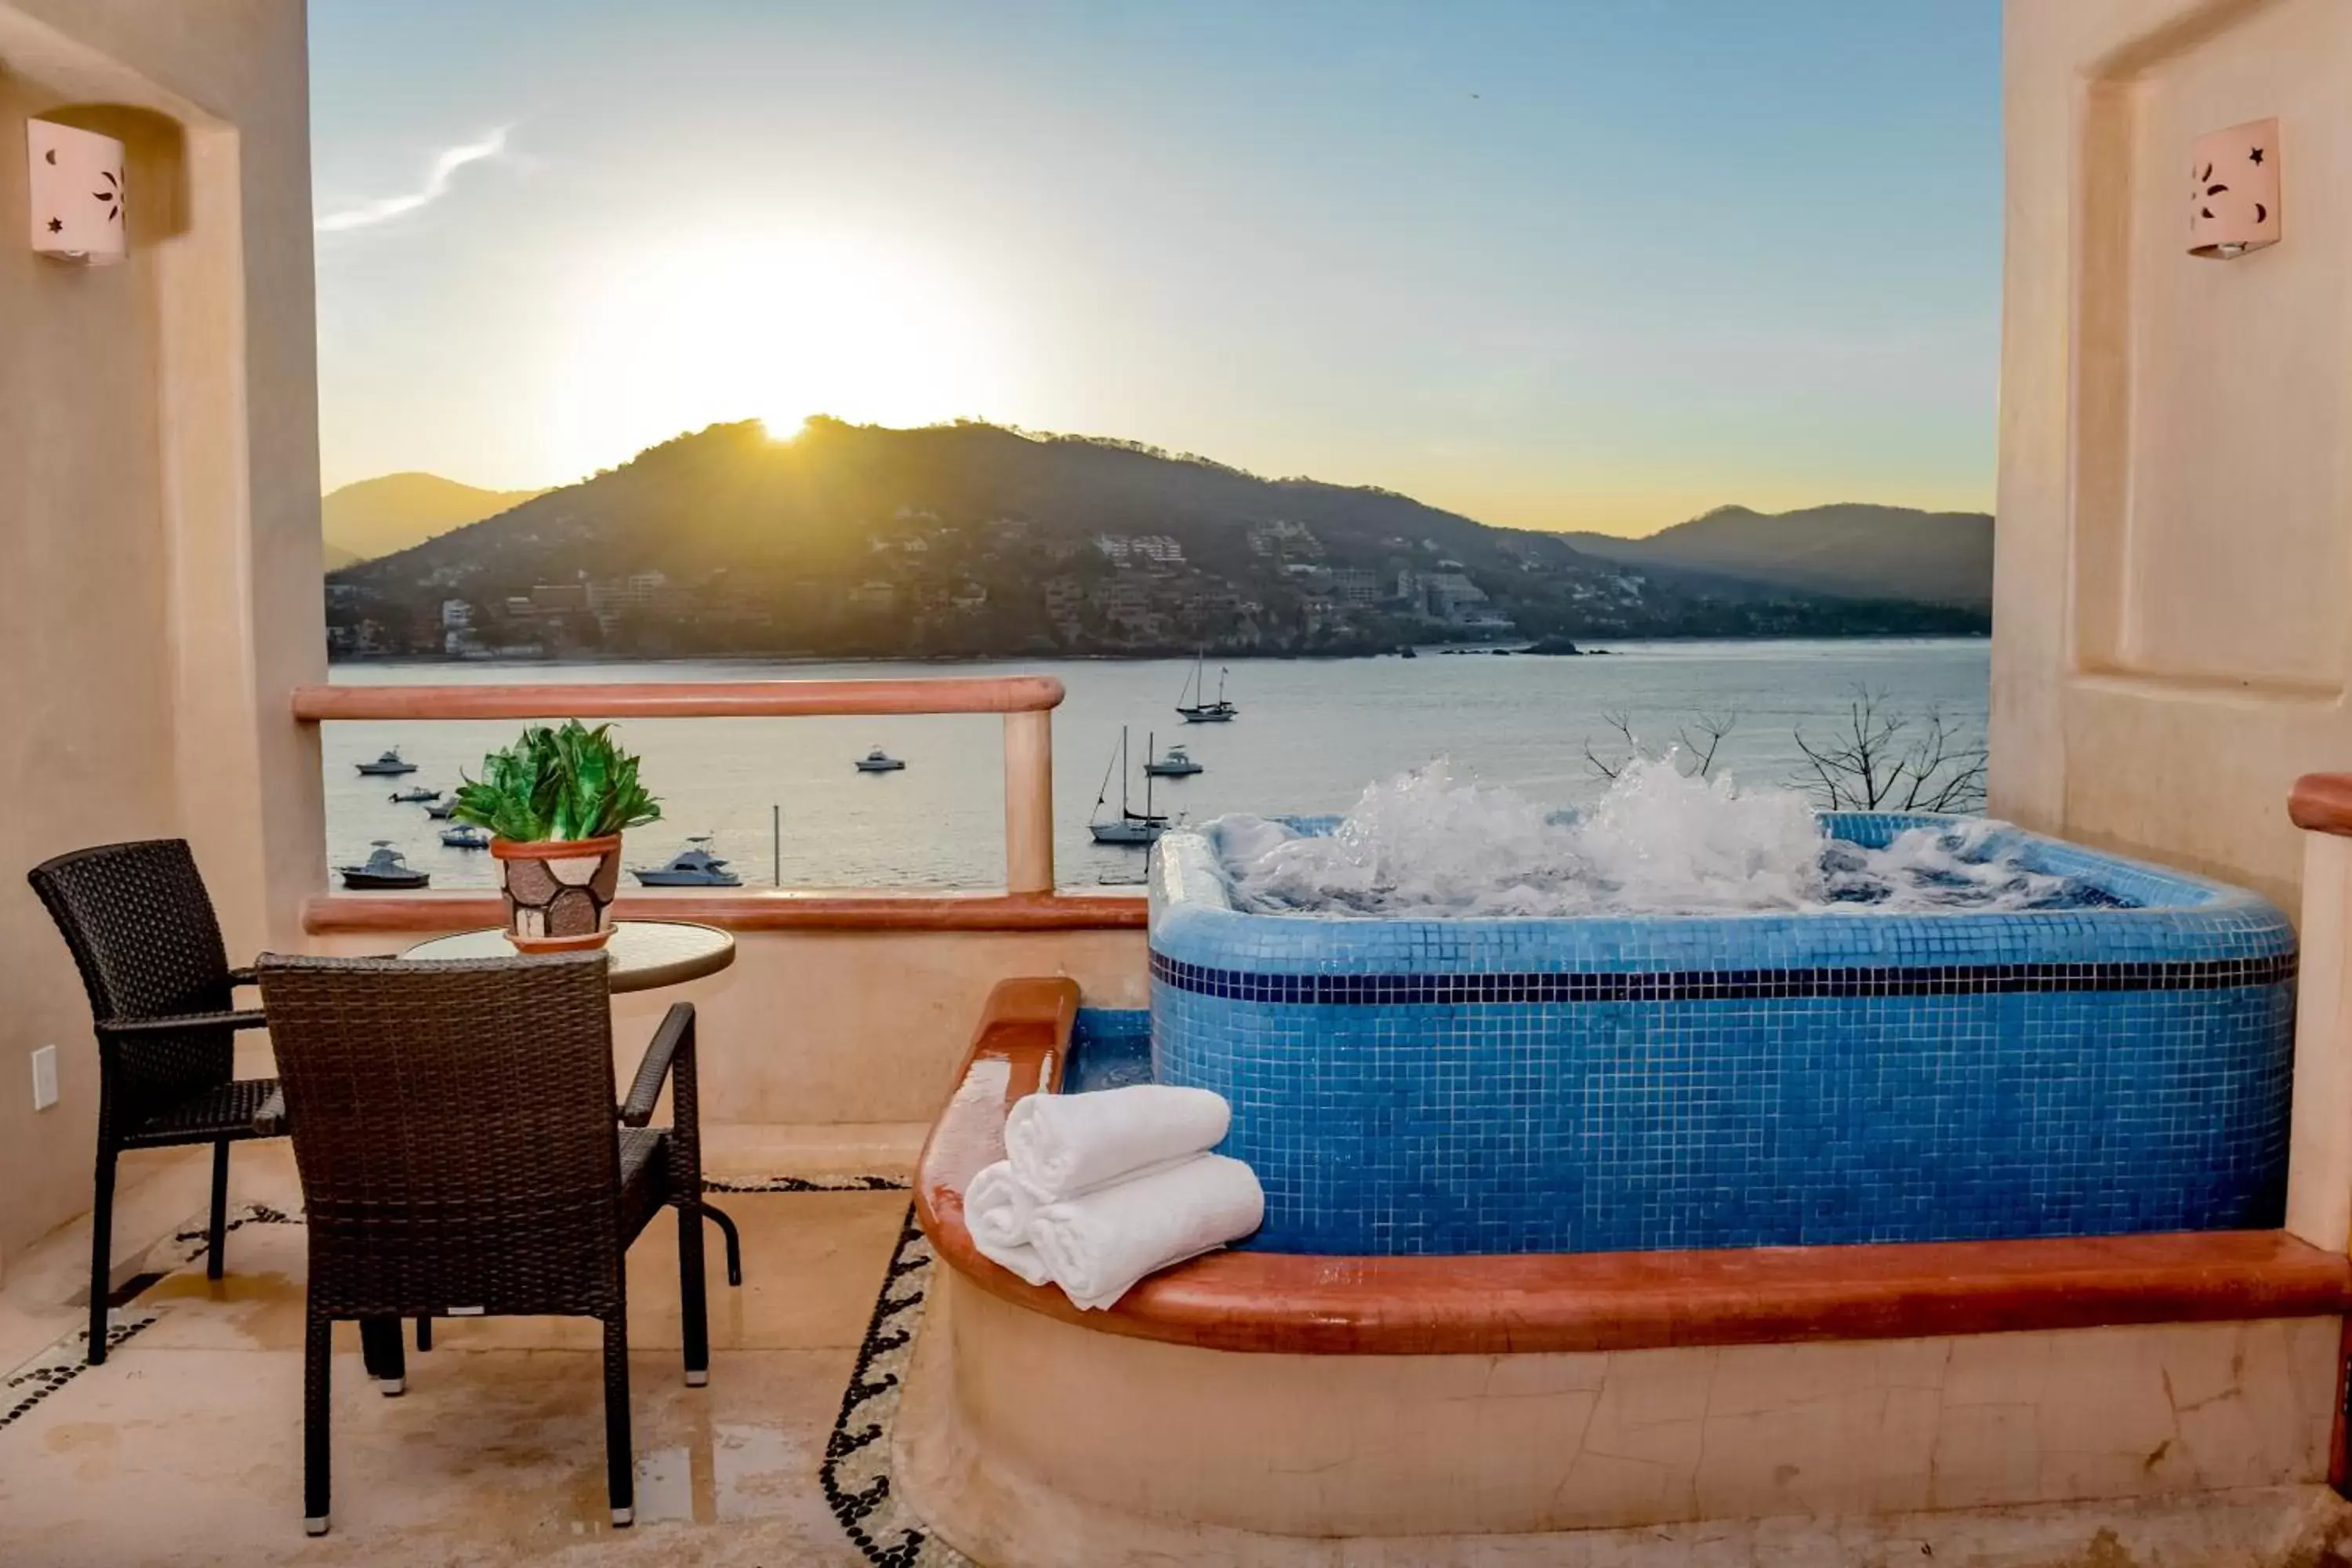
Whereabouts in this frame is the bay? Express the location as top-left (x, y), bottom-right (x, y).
top-left (323, 637), bottom-right (1990, 891)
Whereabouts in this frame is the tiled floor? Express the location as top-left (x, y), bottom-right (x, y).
top-left (0, 1144), bottom-right (908, 1566)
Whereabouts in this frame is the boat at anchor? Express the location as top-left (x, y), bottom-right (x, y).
top-left (1144, 743), bottom-right (1203, 778)
top-left (1175, 653), bottom-right (1237, 724)
top-left (632, 836), bottom-right (744, 887)
top-left (1091, 727), bottom-right (1172, 846)
top-left (338, 841), bottom-right (429, 889)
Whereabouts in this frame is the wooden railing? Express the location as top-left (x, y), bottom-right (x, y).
top-left (291, 675), bottom-right (1071, 905)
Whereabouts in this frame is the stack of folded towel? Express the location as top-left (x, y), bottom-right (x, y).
top-left (965, 1083), bottom-right (1264, 1311)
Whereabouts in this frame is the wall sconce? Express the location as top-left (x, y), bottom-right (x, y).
top-left (27, 118), bottom-right (127, 266)
top-left (2188, 118), bottom-right (2278, 260)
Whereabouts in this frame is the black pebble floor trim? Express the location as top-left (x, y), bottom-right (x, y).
top-left (822, 1204), bottom-right (968, 1568)
top-left (0, 1200), bottom-right (304, 1436)
top-left (706, 1174), bottom-right (910, 1193)
top-left (0, 1313), bottom-right (163, 1436)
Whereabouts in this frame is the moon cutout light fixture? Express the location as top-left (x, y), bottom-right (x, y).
top-left (27, 119), bottom-right (128, 266)
top-left (2188, 118), bottom-right (2280, 260)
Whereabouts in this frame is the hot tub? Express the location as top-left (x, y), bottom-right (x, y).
top-left (1146, 813), bottom-right (2296, 1254)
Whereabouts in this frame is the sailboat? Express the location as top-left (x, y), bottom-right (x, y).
top-left (1174, 653), bottom-right (1238, 723)
top-left (1090, 726), bottom-right (1172, 846)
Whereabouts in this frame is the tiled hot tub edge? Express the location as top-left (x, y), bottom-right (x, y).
top-left (913, 978), bottom-right (2352, 1358)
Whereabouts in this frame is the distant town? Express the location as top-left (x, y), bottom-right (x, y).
top-left (333, 520), bottom-right (1571, 660)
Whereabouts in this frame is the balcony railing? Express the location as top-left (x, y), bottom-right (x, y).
top-left (291, 675), bottom-right (1144, 932)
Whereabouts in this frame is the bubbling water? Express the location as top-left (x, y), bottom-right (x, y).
top-left (1213, 757), bottom-right (2108, 918)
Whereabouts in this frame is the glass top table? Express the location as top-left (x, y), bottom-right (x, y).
top-left (399, 920), bottom-right (735, 994)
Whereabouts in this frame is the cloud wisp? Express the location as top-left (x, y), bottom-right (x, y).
top-left (316, 127), bottom-right (512, 234)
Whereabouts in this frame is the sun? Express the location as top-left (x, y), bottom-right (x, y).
top-left (544, 227), bottom-right (1013, 477)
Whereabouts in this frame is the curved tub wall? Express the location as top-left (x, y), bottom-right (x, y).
top-left (909, 979), bottom-right (2352, 1553)
top-left (914, 1272), bottom-right (2339, 1543)
top-left (1149, 816), bottom-right (2297, 1255)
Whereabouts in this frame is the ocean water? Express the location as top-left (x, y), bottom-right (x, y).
top-left (321, 637), bottom-right (1990, 891)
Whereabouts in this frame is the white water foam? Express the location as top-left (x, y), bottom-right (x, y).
top-left (1214, 757), bottom-right (2101, 918)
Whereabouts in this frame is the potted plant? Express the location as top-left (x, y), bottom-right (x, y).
top-left (449, 720), bottom-right (662, 952)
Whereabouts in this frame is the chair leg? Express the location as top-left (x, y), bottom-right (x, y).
top-left (701, 1202), bottom-right (743, 1288)
top-left (677, 1202), bottom-right (710, 1388)
top-left (87, 1147), bottom-right (118, 1367)
top-left (603, 1313), bottom-right (634, 1526)
top-left (358, 1316), bottom-right (406, 1394)
top-left (416, 1316), bottom-right (433, 1352)
top-left (206, 1140), bottom-right (230, 1282)
top-left (303, 1312), bottom-right (332, 1535)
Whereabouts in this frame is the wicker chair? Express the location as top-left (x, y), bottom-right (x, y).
top-left (27, 840), bottom-right (281, 1366)
top-left (256, 951), bottom-right (720, 1536)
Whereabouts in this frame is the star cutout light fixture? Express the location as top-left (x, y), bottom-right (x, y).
top-left (27, 118), bottom-right (129, 265)
top-left (2188, 118), bottom-right (2281, 260)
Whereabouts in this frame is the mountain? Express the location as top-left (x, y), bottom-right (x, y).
top-left (325, 419), bottom-right (1988, 659)
top-left (321, 472), bottom-right (547, 564)
top-left (1566, 504), bottom-right (1993, 610)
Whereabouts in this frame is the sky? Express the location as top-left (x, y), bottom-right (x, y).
top-left (307, 1), bottom-right (2001, 535)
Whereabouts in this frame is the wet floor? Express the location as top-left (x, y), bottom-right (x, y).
top-left (0, 1145), bottom-right (905, 1566)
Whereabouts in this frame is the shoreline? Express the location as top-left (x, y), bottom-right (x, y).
top-left (325, 630), bottom-right (1993, 672)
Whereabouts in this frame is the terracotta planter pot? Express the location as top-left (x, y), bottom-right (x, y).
top-left (490, 834), bottom-right (623, 952)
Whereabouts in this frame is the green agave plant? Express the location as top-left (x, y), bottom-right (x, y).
top-left (448, 720), bottom-right (662, 841)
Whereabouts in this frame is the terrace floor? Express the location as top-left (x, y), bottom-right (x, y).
top-left (11, 1145), bottom-right (2352, 1567)
top-left (0, 1142), bottom-right (902, 1566)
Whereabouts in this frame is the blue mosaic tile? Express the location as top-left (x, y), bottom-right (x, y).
top-left (1141, 813), bottom-right (2298, 1256)
top-left (1065, 1007), bottom-right (1153, 1094)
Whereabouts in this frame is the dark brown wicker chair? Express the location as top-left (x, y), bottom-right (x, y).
top-left (27, 839), bottom-right (281, 1366)
top-left (256, 951), bottom-right (720, 1536)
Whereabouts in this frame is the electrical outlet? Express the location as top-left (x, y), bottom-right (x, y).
top-left (31, 1045), bottom-right (59, 1111)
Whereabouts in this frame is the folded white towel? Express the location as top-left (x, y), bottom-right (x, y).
top-left (1026, 1153), bottom-right (1265, 1311)
top-left (964, 1160), bottom-right (1053, 1286)
top-left (1004, 1083), bottom-right (1231, 1198)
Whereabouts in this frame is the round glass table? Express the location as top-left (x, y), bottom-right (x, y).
top-left (400, 920), bottom-right (735, 993)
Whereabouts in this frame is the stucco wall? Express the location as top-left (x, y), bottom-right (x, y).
top-left (1994, 0), bottom-right (2352, 909)
top-left (310, 924), bottom-right (1151, 1142)
top-left (0, 0), bottom-right (321, 1275)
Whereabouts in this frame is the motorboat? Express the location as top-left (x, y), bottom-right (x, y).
top-left (855, 746), bottom-right (907, 772)
top-left (338, 841), bottom-right (429, 889)
top-left (1175, 652), bottom-right (1237, 723)
top-left (423, 800), bottom-right (456, 819)
top-left (632, 836), bottom-right (744, 887)
top-left (354, 749), bottom-right (419, 776)
top-left (1143, 743), bottom-right (1203, 778)
top-left (1090, 727), bottom-right (1172, 846)
top-left (389, 786), bottom-right (441, 804)
top-left (439, 825), bottom-right (490, 850)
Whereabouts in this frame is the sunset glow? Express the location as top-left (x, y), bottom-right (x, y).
top-left (310, 2), bottom-right (1998, 534)
top-left (544, 230), bottom-right (1014, 481)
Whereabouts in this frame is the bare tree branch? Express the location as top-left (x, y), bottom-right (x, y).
top-left (1790, 687), bottom-right (1986, 814)
top-left (1582, 709), bottom-right (1639, 782)
top-left (1675, 706), bottom-right (1740, 779)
